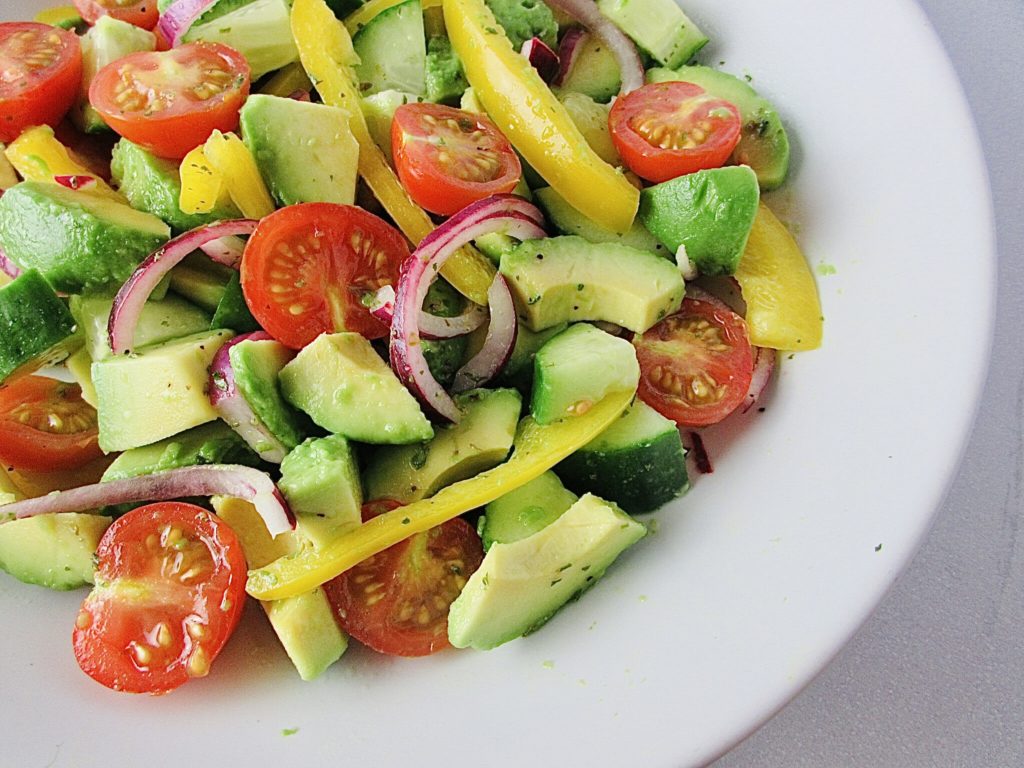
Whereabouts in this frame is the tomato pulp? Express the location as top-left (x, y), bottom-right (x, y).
top-left (89, 42), bottom-right (250, 159)
top-left (241, 202), bottom-right (411, 348)
top-left (73, 502), bottom-right (248, 694)
top-left (392, 103), bottom-right (522, 215)
top-left (634, 297), bottom-right (754, 427)
top-left (0, 22), bottom-right (82, 143)
top-left (609, 81), bottom-right (742, 183)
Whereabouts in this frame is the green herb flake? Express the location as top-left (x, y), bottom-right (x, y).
top-left (282, 727), bottom-right (299, 737)
top-left (401, 517), bottom-right (411, 525)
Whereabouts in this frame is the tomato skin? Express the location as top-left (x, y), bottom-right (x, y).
top-left (72, 0), bottom-right (160, 30)
top-left (324, 502), bottom-right (484, 657)
top-left (634, 298), bottom-right (754, 427)
top-left (392, 103), bottom-right (522, 216)
top-left (0, 23), bottom-right (83, 143)
top-left (73, 502), bottom-right (248, 694)
top-left (0, 376), bottom-right (103, 473)
top-left (609, 82), bottom-right (742, 183)
top-left (241, 203), bottom-right (411, 349)
top-left (89, 43), bottom-right (250, 160)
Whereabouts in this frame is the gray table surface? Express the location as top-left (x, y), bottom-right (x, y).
top-left (714, 1), bottom-right (1024, 765)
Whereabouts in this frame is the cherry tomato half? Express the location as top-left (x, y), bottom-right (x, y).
top-left (0, 22), bottom-right (83, 143)
top-left (634, 297), bottom-right (754, 427)
top-left (73, 502), bottom-right (248, 694)
top-left (392, 103), bottom-right (522, 216)
top-left (0, 376), bottom-right (103, 473)
top-left (324, 501), bottom-right (484, 657)
top-left (241, 202), bottom-right (411, 349)
top-left (89, 42), bottom-right (250, 159)
top-left (72, 0), bottom-right (160, 30)
top-left (609, 82), bottom-right (742, 183)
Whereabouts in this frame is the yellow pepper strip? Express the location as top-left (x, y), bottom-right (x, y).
top-left (258, 62), bottom-right (314, 98)
top-left (444, 0), bottom-right (639, 234)
top-left (344, 0), bottom-right (441, 34)
top-left (0, 145), bottom-right (18, 190)
top-left (247, 388), bottom-right (634, 600)
top-left (4, 125), bottom-right (123, 202)
top-left (291, 0), bottom-right (494, 305)
top-left (0, 465), bottom-right (24, 506)
top-left (202, 131), bottom-right (276, 219)
top-left (33, 5), bottom-right (82, 27)
top-left (179, 146), bottom-right (227, 215)
top-left (734, 202), bottom-right (823, 351)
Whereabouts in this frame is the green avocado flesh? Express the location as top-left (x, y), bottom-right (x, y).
top-left (0, 513), bottom-right (112, 591)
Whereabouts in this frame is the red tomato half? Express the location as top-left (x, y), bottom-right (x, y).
top-left (73, 0), bottom-right (160, 30)
top-left (0, 22), bottom-right (82, 143)
top-left (89, 42), bottom-right (250, 159)
top-left (241, 203), bottom-right (411, 349)
top-left (0, 376), bottom-right (103, 473)
top-left (392, 103), bottom-right (522, 216)
top-left (73, 502), bottom-right (248, 694)
top-left (609, 82), bottom-right (742, 183)
top-left (324, 501), bottom-right (484, 657)
top-left (634, 297), bottom-right (754, 427)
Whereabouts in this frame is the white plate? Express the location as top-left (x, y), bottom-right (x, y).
top-left (0, 1), bottom-right (994, 766)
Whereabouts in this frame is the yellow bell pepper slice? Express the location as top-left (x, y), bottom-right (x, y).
top-left (344, 0), bottom-right (441, 33)
top-left (0, 145), bottom-right (18, 190)
top-left (179, 146), bottom-right (228, 215)
top-left (202, 131), bottom-right (276, 219)
top-left (33, 5), bottom-right (81, 27)
top-left (4, 125), bottom-right (123, 202)
top-left (734, 202), bottom-right (823, 351)
top-left (444, 0), bottom-right (639, 234)
top-left (258, 62), bottom-right (314, 98)
top-left (247, 388), bottom-right (634, 601)
top-left (291, 0), bottom-right (494, 305)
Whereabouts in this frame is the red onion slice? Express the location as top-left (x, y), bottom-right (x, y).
top-left (0, 465), bottom-right (294, 536)
top-left (158, 0), bottom-right (218, 47)
top-left (520, 37), bottom-right (560, 83)
top-left (108, 219), bottom-right (258, 355)
top-left (209, 332), bottom-right (291, 463)
top-left (542, 0), bottom-right (644, 94)
top-left (370, 285), bottom-right (488, 339)
top-left (391, 195), bottom-right (546, 422)
top-left (553, 26), bottom-right (587, 87)
top-left (54, 174), bottom-right (97, 191)
top-left (451, 273), bottom-right (517, 393)
top-left (199, 235), bottom-right (247, 268)
top-left (742, 346), bottom-right (776, 413)
top-left (0, 244), bottom-right (21, 279)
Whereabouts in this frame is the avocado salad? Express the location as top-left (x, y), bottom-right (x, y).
top-left (0, 0), bottom-right (822, 693)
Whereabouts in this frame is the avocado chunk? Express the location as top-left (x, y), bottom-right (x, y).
top-left (241, 94), bottom-right (359, 207)
top-left (535, 186), bottom-right (667, 258)
top-left (75, 17), bottom-right (156, 134)
top-left (485, 0), bottom-right (558, 50)
top-left (479, 471), bottom-right (578, 550)
top-left (69, 292), bottom-right (212, 362)
top-left (169, 254), bottom-right (234, 312)
top-left (557, 92), bottom-right (619, 164)
top-left (365, 388), bottom-right (522, 504)
top-left (110, 139), bottom-right (239, 231)
top-left (280, 333), bottom-right (434, 445)
top-left (353, 0), bottom-right (427, 97)
top-left (228, 337), bottom-right (309, 457)
top-left (66, 347), bottom-right (99, 408)
top-left (211, 496), bottom-right (347, 680)
top-left (425, 35), bottom-right (468, 104)
top-left (595, 0), bottom-right (707, 68)
top-left (557, 400), bottom-right (688, 513)
top-left (499, 236), bottom-right (684, 333)
top-left (497, 321), bottom-right (566, 394)
top-left (92, 329), bottom-right (233, 452)
top-left (647, 65), bottom-right (791, 190)
top-left (640, 166), bottom-right (760, 277)
top-left (0, 513), bottom-right (112, 591)
top-left (279, 435), bottom-right (363, 549)
top-left (0, 269), bottom-right (81, 384)
top-left (184, 0), bottom-right (299, 78)
top-left (0, 182), bottom-right (170, 294)
top-left (531, 323), bottom-right (639, 425)
top-left (448, 493), bottom-right (646, 649)
top-left (210, 272), bottom-right (259, 333)
top-left (555, 35), bottom-right (620, 104)
top-left (102, 421), bottom-right (260, 482)
top-left (362, 90), bottom-right (422, 164)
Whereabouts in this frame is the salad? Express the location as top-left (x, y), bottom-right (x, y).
top-left (0, 0), bottom-right (822, 694)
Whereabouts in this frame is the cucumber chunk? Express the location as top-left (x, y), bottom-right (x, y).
top-left (0, 270), bottom-right (80, 384)
top-left (353, 0), bottom-right (427, 97)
